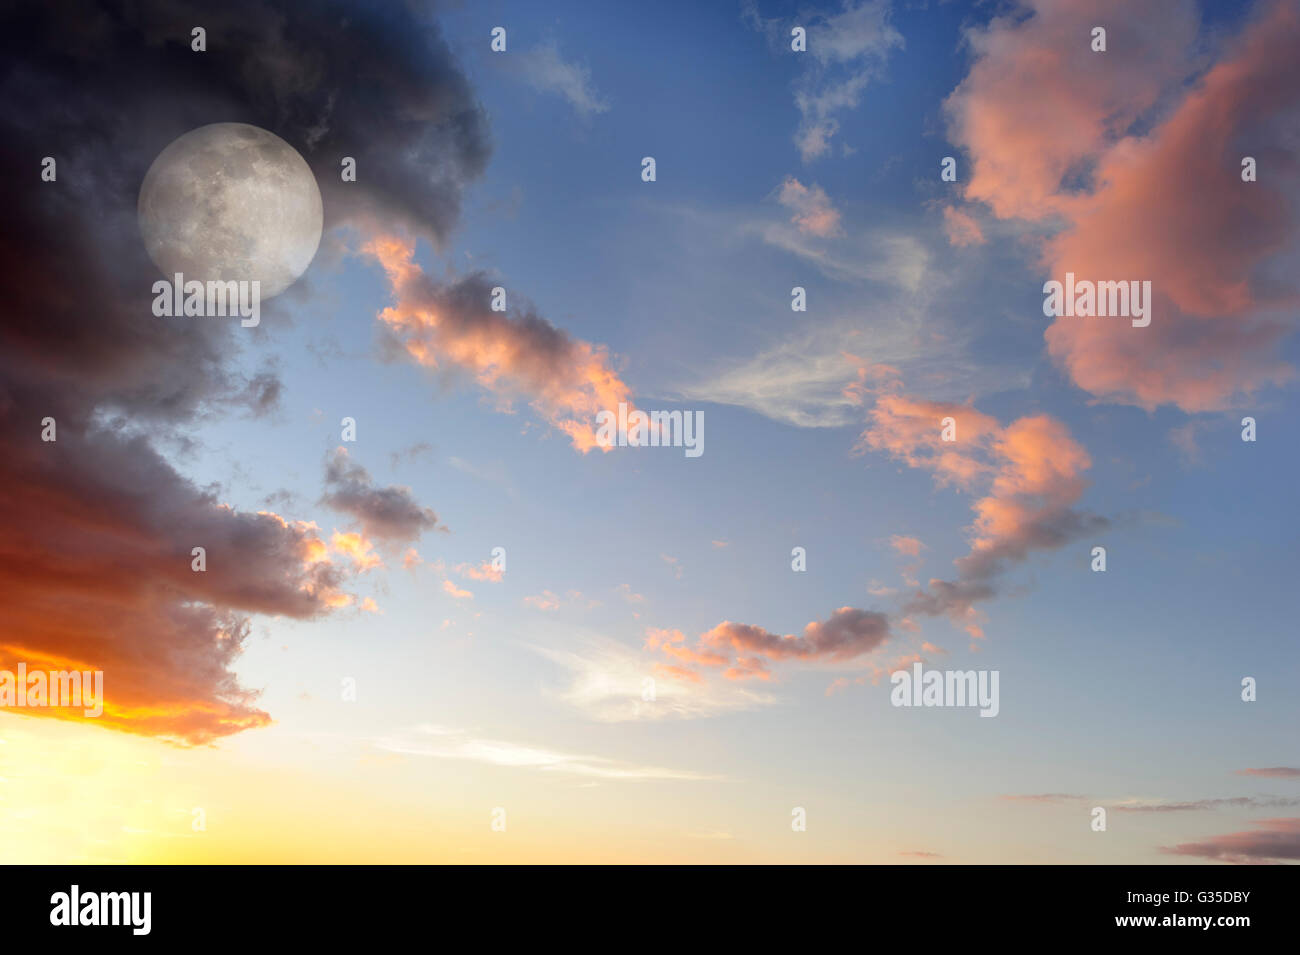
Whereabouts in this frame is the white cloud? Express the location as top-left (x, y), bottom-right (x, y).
top-left (746, 0), bottom-right (903, 161)
top-left (747, 219), bottom-right (930, 291)
top-left (376, 724), bottom-right (716, 780)
top-left (776, 177), bottom-right (843, 237)
top-left (514, 41), bottom-right (610, 117)
top-left (671, 330), bottom-right (870, 428)
top-left (533, 638), bottom-right (776, 722)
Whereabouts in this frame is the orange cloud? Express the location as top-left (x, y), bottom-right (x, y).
top-left (330, 531), bottom-right (382, 571)
top-left (1161, 817), bottom-right (1300, 864)
top-left (363, 235), bottom-right (638, 452)
top-left (858, 394), bottom-right (1000, 489)
top-left (523, 590), bottom-right (560, 610)
top-left (776, 176), bottom-right (844, 237)
top-left (442, 579), bottom-right (474, 601)
top-left (861, 394), bottom-right (1103, 639)
top-left (652, 663), bottom-right (704, 685)
top-left (946, 0), bottom-right (1300, 411)
top-left (941, 205), bottom-right (984, 247)
top-left (454, 559), bottom-right (503, 582)
top-left (647, 607), bottom-right (892, 683)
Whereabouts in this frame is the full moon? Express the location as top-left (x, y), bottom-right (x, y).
top-left (138, 123), bottom-right (322, 298)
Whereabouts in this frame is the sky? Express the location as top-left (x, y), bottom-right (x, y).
top-left (1, 0), bottom-right (1298, 864)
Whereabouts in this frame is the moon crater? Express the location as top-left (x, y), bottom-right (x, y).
top-left (138, 123), bottom-right (323, 299)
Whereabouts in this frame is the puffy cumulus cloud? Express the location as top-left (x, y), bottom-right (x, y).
top-left (321, 447), bottom-right (439, 545)
top-left (646, 607), bottom-right (892, 682)
top-left (0, 0), bottom-right (486, 741)
top-left (330, 531), bottom-right (383, 573)
top-left (958, 415), bottom-right (1097, 581)
top-left (0, 419), bottom-right (354, 743)
top-left (945, 0), bottom-right (1300, 412)
top-left (945, 0), bottom-right (1199, 222)
top-left (858, 395), bottom-right (1001, 490)
top-left (889, 535), bottom-right (924, 558)
top-left (363, 236), bottom-right (638, 453)
top-left (1160, 817), bottom-right (1300, 864)
top-left (776, 177), bottom-right (843, 237)
top-left (860, 396), bottom-right (1104, 639)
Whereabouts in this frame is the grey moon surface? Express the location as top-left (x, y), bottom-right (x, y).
top-left (138, 123), bottom-right (323, 298)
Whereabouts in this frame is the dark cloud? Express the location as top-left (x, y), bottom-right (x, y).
top-left (321, 447), bottom-right (440, 544)
top-left (0, 0), bottom-right (488, 741)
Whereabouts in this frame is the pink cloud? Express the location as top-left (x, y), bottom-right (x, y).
top-left (861, 395), bottom-right (1103, 639)
top-left (776, 176), bottom-right (844, 237)
top-left (454, 559), bottom-right (503, 582)
top-left (1161, 817), bottom-right (1300, 864)
top-left (363, 235), bottom-right (638, 452)
top-left (946, 0), bottom-right (1300, 412)
top-left (890, 535), bottom-right (924, 558)
top-left (442, 579), bottom-right (473, 601)
top-left (648, 607), bottom-right (892, 683)
top-left (941, 205), bottom-right (985, 247)
top-left (1237, 767), bottom-right (1300, 778)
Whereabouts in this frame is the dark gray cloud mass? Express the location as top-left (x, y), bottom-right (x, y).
top-left (321, 447), bottom-right (440, 544)
top-left (0, 0), bottom-right (486, 741)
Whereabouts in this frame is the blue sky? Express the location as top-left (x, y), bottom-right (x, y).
top-left (5, 0), bottom-right (1297, 864)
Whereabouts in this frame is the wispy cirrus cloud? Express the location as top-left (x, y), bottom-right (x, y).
top-left (534, 638), bottom-right (776, 722)
top-left (1115, 796), bottom-right (1300, 813)
top-left (376, 724), bottom-right (716, 780)
top-left (1000, 793), bottom-right (1300, 813)
top-left (999, 793), bottom-right (1088, 804)
top-left (745, 0), bottom-right (904, 161)
top-left (509, 40), bottom-right (610, 117)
